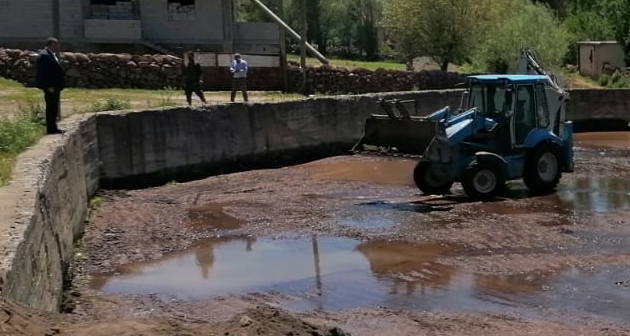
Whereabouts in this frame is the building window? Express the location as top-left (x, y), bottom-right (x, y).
top-left (167, 0), bottom-right (196, 21)
top-left (89, 0), bottom-right (136, 20)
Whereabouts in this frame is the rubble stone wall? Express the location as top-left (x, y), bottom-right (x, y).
top-left (0, 48), bottom-right (468, 93)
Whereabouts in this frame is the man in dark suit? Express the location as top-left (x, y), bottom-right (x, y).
top-left (35, 37), bottom-right (66, 134)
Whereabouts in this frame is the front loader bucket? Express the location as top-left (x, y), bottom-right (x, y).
top-left (353, 114), bottom-right (436, 155)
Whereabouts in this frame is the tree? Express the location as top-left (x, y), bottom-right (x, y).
top-left (352, 0), bottom-right (381, 60)
top-left (563, 10), bottom-right (615, 64)
top-left (383, 0), bottom-right (493, 71)
top-left (604, 0), bottom-right (630, 64)
top-left (235, 0), bottom-right (384, 60)
top-left (532, 0), bottom-right (569, 17)
top-left (236, 0), bottom-right (281, 22)
top-left (471, 0), bottom-right (572, 73)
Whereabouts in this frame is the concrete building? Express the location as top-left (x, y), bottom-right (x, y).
top-left (0, 0), bottom-right (282, 56)
top-left (577, 41), bottom-right (626, 78)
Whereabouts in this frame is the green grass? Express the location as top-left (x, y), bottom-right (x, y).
top-left (287, 53), bottom-right (405, 71)
top-left (598, 71), bottom-right (630, 88)
top-left (89, 196), bottom-right (103, 209)
top-left (87, 97), bottom-right (132, 113)
top-left (0, 111), bottom-right (45, 186)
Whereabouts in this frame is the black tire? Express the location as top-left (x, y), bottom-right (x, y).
top-left (461, 160), bottom-right (505, 200)
top-left (523, 143), bottom-right (561, 194)
top-left (413, 161), bottom-right (453, 195)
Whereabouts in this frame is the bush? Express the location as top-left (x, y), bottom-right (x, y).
top-left (470, 0), bottom-right (572, 73)
top-left (598, 71), bottom-right (630, 88)
top-left (88, 97), bottom-right (132, 113)
top-left (563, 11), bottom-right (615, 64)
top-left (0, 112), bottom-right (44, 185)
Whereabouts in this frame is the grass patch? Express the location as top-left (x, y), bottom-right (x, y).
top-left (287, 53), bottom-right (405, 71)
top-left (0, 111), bottom-right (44, 186)
top-left (148, 87), bottom-right (180, 108)
top-left (89, 196), bottom-right (103, 209)
top-left (87, 97), bottom-right (132, 112)
top-left (0, 77), bottom-right (25, 88)
top-left (598, 71), bottom-right (630, 88)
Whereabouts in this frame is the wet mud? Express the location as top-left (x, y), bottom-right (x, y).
top-left (68, 132), bottom-right (630, 335)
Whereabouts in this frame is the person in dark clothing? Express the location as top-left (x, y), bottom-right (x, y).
top-left (182, 52), bottom-right (207, 106)
top-left (35, 37), bottom-right (66, 134)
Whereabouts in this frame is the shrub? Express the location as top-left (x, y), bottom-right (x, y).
top-left (0, 112), bottom-right (44, 185)
top-left (88, 97), bottom-right (132, 113)
top-left (470, 0), bottom-right (572, 73)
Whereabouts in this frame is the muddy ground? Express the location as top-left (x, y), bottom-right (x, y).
top-left (5, 132), bottom-right (630, 336)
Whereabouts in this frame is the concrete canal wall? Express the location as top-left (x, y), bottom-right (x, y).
top-left (0, 87), bottom-right (629, 311)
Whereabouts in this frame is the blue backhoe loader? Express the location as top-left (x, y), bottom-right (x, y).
top-left (354, 49), bottom-right (574, 200)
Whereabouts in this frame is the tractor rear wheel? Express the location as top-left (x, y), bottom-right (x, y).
top-left (523, 143), bottom-right (561, 194)
top-left (413, 161), bottom-right (453, 195)
top-left (462, 160), bottom-right (505, 200)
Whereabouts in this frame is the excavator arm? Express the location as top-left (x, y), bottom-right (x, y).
top-left (517, 48), bottom-right (570, 101)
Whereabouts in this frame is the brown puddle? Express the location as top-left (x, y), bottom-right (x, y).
top-left (574, 132), bottom-right (630, 150)
top-left (553, 176), bottom-right (630, 212)
top-left (336, 176), bottom-right (630, 232)
top-left (187, 203), bottom-right (242, 230)
top-left (89, 237), bottom-right (630, 323)
top-left (301, 156), bottom-right (416, 186)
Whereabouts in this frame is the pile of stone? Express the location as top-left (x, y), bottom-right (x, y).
top-left (0, 48), bottom-right (183, 89)
top-left (285, 63), bottom-right (468, 94)
top-left (1, 47), bottom-right (469, 93)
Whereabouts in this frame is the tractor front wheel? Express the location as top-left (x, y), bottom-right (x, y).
top-left (523, 143), bottom-right (561, 194)
top-left (462, 160), bottom-right (505, 200)
top-left (413, 161), bottom-right (453, 195)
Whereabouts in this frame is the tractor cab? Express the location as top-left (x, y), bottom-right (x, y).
top-left (463, 75), bottom-right (561, 151)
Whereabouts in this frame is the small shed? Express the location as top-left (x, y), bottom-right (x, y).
top-left (577, 41), bottom-right (626, 77)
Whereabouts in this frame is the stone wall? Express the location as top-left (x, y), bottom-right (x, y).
top-left (0, 114), bottom-right (99, 312)
top-left (0, 48), bottom-right (467, 93)
top-left (0, 48), bottom-right (182, 90)
top-left (567, 88), bottom-right (630, 131)
top-left (285, 62), bottom-right (468, 94)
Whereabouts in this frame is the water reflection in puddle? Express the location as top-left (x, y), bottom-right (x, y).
top-left (552, 177), bottom-right (630, 212)
top-left (347, 176), bottom-right (630, 222)
top-left (187, 203), bottom-right (243, 230)
top-left (90, 237), bottom-right (630, 323)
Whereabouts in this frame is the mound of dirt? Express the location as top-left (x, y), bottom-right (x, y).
top-left (1, 298), bottom-right (350, 336)
top-left (0, 298), bottom-right (59, 336)
top-left (211, 306), bottom-right (350, 336)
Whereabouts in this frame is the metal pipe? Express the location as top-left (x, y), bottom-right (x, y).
top-left (300, 0), bottom-right (307, 94)
top-left (248, 0), bottom-right (329, 64)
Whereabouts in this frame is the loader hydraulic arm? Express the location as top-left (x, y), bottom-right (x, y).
top-left (517, 48), bottom-right (569, 100)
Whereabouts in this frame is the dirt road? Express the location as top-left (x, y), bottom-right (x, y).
top-left (5, 132), bottom-right (630, 336)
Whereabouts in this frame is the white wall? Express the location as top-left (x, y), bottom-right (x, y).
top-left (84, 19), bottom-right (142, 41)
top-left (579, 42), bottom-right (626, 77)
top-left (59, 0), bottom-right (84, 42)
top-left (0, 0), bottom-right (53, 39)
top-left (139, 0), bottom-right (224, 43)
top-left (597, 43), bottom-right (626, 70)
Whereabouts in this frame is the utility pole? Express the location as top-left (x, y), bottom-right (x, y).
top-left (276, 0), bottom-right (288, 92)
top-left (300, 0), bottom-right (308, 95)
